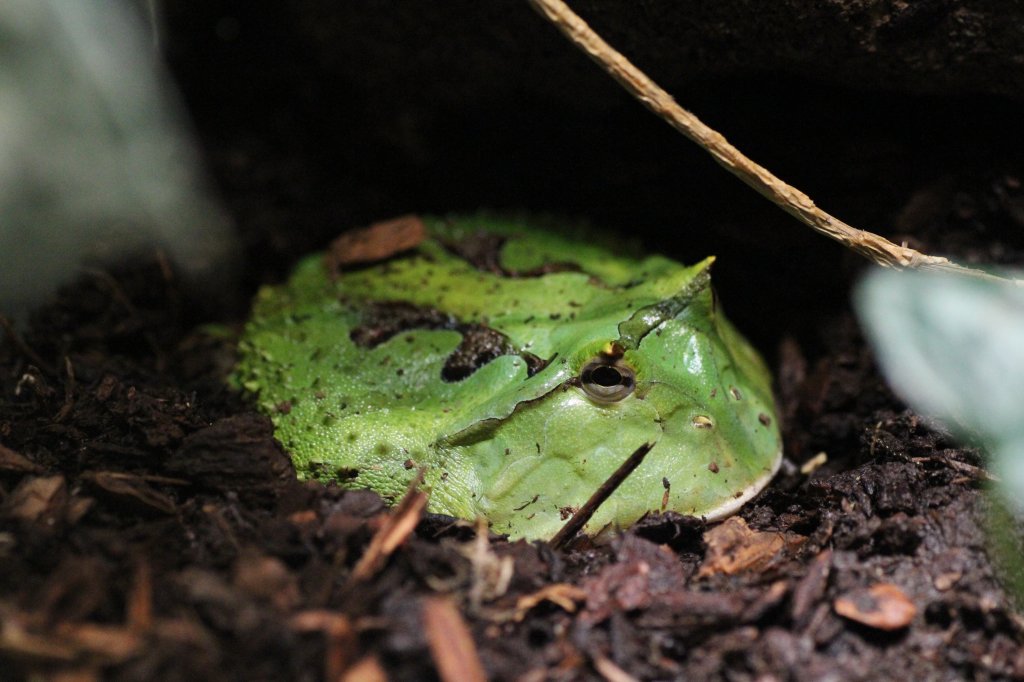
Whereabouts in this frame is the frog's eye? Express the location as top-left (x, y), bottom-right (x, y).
top-left (580, 359), bottom-right (636, 403)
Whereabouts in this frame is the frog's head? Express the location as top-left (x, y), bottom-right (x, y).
top-left (448, 260), bottom-right (782, 540)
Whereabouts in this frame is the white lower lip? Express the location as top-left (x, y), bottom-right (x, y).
top-left (701, 447), bottom-right (784, 521)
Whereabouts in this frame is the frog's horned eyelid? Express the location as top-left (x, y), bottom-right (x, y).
top-left (615, 264), bottom-right (713, 349)
top-left (700, 447), bottom-right (783, 522)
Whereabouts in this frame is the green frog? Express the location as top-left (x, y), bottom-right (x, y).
top-left (234, 214), bottom-right (781, 539)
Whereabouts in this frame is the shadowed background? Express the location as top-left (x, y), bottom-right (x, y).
top-left (156, 0), bottom-right (1024, 356)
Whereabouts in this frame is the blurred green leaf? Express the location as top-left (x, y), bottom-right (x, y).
top-left (0, 0), bottom-right (234, 319)
top-left (855, 268), bottom-right (1024, 513)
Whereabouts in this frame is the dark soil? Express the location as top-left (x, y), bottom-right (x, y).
top-left (3, 180), bottom-right (1023, 682)
top-left (3, 3), bottom-right (1024, 680)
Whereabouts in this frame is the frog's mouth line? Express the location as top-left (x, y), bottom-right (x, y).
top-left (582, 440), bottom-right (782, 540)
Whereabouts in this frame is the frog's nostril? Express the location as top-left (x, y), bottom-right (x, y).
top-left (691, 415), bottom-right (714, 429)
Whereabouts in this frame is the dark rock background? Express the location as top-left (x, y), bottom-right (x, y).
top-left (161, 0), bottom-right (1024, 351)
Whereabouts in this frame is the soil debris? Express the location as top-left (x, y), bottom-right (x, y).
top-left (0, 443), bottom-right (43, 474)
top-left (0, 173), bottom-right (1022, 680)
top-left (422, 596), bottom-right (487, 682)
top-left (513, 583), bottom-right (587, 622)
top-left (697, 516), bottom-right (800, 577)
top-left (343, 476), bottom-right (428, 590)
top-left (834, 582), bottom-right (917, 631)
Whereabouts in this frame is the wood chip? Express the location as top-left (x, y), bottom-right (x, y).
top-left (3, 474), bottom-right (93, 531)
top-left (53, 622), bottom-right (142, 662)
top-left (0, 443), bottom-right (43, 473)
top-left (513, 583), bottom-right (587, 621)
top-left (233, 554), bottom-right (301, 611)
top-left (834, 583), bottom-right (916, 630)
top-left (593, 655), bottom-right (639, 682)
top-left (288, 510), bottom-right (319, 528)
top-left (791, 549), bottom-right (832, 624)
top-left (289, 610), bottom-right (353, 634)
top-left (126, 560), bottom-right (153, 632)
top-left (698, 516), bottom-right (788, 577)
top-left (0, 617), bottom-right (79, 662)
top-left (0, 614), bottom-right (143, 665)
top-left (326, 214), bottom-right (427, 273)
top-left (82, 471), bottom-right (177, 515)
top-left (289, 610), bottom-right (355, 681)
top-left (422, 596), bottom-right (487, 682)
top-left (5, 475), bottom-right (67, 523)
top-left (934, 571), bottom-right (962, 591)
top-left (341, 654), bottom-right (388, 682)
top-left (800, 452), bottom-right (828, 475)
top-left (344, 480), bottom-right (428, 589)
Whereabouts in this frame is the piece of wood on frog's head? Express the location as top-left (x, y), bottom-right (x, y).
top-left (325, 214), bottom-right (427, 275)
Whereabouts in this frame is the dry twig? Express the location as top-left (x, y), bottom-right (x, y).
top-left (289, 610), bottom-right (357, 681)
top-left (422, 597), bottom-right (488, 682)
top-left (593, 655), bottom-right (640, 682)
top-left (527, 0), bottom-right (1013, 283)
top-left (549, 442), bottom-right (653, 550)
top-left (343, 471), bottom-right (428, 590)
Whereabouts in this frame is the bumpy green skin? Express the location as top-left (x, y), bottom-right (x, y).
top-left (235, 215), bottom-right (782, 539)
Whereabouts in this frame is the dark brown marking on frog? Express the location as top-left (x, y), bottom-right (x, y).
top-left (443, 232), bottom-right (508, 274)
top-left (442, 231), bottom-right (584, 278)
top-left (442, 325), bottom-right (517, 381)
top-left (349, 301), bottom-right (547, 381)
top-left (349, 302), bottom-right (455, 348)
top-left (442, 325), bottom-right (546, 381)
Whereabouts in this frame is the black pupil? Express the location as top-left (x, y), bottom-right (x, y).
top-left (591, 365), bottom-right (623, 387)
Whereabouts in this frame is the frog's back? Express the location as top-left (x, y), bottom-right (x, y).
top-left (423, 214), bottom-right (650, 285)
top-left (235, 215), bottom-right (664, 507)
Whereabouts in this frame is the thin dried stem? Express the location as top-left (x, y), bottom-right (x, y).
top-left (527, 0), bottom-right (1015, 283)
top-left (549, 442), bottom-right (653, 550)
